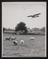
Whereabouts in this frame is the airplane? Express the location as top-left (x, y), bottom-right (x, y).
top-left (27, 13), bottom-right (41, 18)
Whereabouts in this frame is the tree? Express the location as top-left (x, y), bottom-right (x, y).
top-left (32, 28), bottom-right (40, 31)
top-left (40, 27), bottom-right (45, 32)
top-left (3, 27), bottom-right (6, 32)
top-left (15, 22), bottom-right (27, 34)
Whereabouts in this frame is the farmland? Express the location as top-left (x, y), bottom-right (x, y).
top-left (2, 33), bottom-right (46, 57)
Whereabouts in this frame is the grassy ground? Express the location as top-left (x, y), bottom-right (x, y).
top-left (2, 33), bottom-right (46, 57)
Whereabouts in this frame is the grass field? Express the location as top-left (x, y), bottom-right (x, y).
top-left (2, 33), bottom-right (46, 57)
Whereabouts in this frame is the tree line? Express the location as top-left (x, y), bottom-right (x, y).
top-left (3, 22), bottom-right (45, 35)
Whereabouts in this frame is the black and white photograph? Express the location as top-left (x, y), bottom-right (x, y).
top-left (2, 2), bottom-right (46, 57)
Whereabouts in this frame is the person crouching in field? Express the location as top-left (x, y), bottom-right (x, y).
top-left (20, 40), bottom-right (24, 46)
top-left (5, 36), bottom-right (11, 40)
top-left (13, 40), bottom-right (18, 45)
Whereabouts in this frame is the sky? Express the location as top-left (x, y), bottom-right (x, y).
top-left (2, 2), bottom-right (46, 29)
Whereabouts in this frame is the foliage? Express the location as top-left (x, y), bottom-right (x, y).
top-left (15, 22), bottom-right (28, 34)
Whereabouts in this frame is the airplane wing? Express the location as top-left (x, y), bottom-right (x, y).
top-left (34, 13), bottom-right (40, 16)
top-left (27, 15), bottom-right (39, 18)
top-left (27, 15), bottom-right (33, 17)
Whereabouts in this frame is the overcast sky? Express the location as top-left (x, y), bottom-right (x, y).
top-left (2, 2), bottom-right (46, 29)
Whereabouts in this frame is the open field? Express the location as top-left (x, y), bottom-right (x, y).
top-left (2, 33), bottom-right (46, 57)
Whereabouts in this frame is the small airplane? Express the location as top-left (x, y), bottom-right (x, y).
top-left (27, 13), bottom-right (41, 18)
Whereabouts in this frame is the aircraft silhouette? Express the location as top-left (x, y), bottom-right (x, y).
top-left (27, 13), bottom-right (41, 18)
